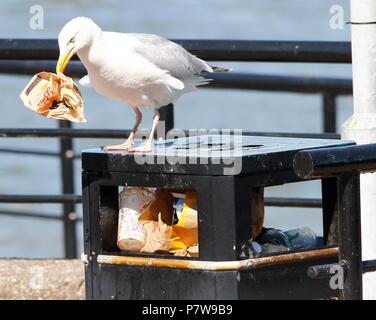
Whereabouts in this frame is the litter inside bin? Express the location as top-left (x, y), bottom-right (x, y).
top-left (251, 188), bottom-right (264, 238)
top-left (139, 189), bottom-right (174, 253)
top-left (117, 187), bottom-right (156, 251)
top-left (117, 188), bottom-right (200, 256)
top-left (254, 226), bottom-right (318, 256)
top-left (170, 190), bottom-right (199, 255)
top-left (116, 187), bottom-right (317, 259)
top-left (141, 213), bottom-right (172, 253)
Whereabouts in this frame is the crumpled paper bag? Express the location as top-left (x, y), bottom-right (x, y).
top-left (139, 189), bottom-right (174, 225)
top-left (138, 190), bottom-right (174, 253)
top-left (140, 213), bottom-right (172, 253)
top-left (20, 71), bottom-right (86, 123)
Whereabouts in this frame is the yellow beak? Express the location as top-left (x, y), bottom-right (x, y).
top-left (56, 47), bottom-right (74, 74)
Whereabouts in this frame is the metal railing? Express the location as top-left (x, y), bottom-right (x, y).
top-left (0, 39), bottom-right (352, 258)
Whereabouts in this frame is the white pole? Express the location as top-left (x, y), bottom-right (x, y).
top-left (343, 0), bottom-right (376, 299)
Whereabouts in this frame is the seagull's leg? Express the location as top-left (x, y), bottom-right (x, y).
top-left (130, 108), bottom-right (160, 153)
top-left (102, 107), bottom-right (142, 151)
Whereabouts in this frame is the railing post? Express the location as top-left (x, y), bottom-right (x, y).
top-left (344, 0), bottom-right (376, 298)
top-left (59, 120), bottom-right (77, 258)
top-left (322, 93), bottom-right (336, 133)
top-left (158, 103), bottom-right (174, 137)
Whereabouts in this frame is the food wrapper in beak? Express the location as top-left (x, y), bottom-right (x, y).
top-left (19, 72), bottom-right (86, 123)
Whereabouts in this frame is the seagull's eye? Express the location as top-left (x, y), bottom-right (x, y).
top-left (69, 37), bottom-right (75, 44)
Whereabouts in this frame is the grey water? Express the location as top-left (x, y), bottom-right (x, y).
top-left (0, 0), bottom-right (352, 258)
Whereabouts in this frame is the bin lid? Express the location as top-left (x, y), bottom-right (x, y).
top-left (82, 135), bottom-right (353, 176)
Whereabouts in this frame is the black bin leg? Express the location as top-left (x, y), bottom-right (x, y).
top-left (337, 171), bottom-right (362, 300)
top-left (196, 175), bottom-right (252, 261)
top-left (82, 172), bottom-right (103, 300)
top-left (322, 177), bottom-right (338, 245)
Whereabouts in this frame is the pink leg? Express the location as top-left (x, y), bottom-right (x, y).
top-left (102, 107), bottom-right (142, 151)
top-left (129, 109), bottom-right (160, 153)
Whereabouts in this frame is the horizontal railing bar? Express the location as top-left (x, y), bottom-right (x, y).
top-left (0, 60), bottom-right (352, 95)
top-left (265, 197), bottom-right (322, 208)
top-left (0, 194), bottom-right (321, 208)
top-left (175, 40), bottom-right (351, 63)
top-left (208, 73), bottom-right (352, 95)
top-left (294, 143), bottom-right (376, 179)
top-left (0, 128), bottom-right (341, 139)
top-left (0, 39), bottom-right (351, 63)
top-left (0, 209), bottom-right (83, 221)
top-left (0, 128), bottom-right (131, 138)
top-left (0, 194), bottom-right (82, 203)
top-left (0, 60), bottom-right (86, 77)
top-left (244, 131), bottom-right (340, 139)
top-left (363, 259), bottom-right (376, 273)
top-left (0, 147), bottom-right (58, 157)
top-left (0, 209), bottom-right (62, 220)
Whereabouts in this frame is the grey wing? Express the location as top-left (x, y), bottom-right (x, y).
top-left (130, 33), bottom-right (213, 80)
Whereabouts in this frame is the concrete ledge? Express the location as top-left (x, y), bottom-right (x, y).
top-left (0, 259), bottom-right (85, 300)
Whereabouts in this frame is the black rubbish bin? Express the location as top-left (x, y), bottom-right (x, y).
top-left (81, 134), bottom-right (362, 300)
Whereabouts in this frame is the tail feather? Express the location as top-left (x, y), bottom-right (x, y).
top-left (196, 77), bottom-right (213, 86)
top-left (210, 65), bottom-right (232, 72)
top-left (185, 76), bottom-right (213, 89)
top-left (190, 65), bottom-right (231, 90)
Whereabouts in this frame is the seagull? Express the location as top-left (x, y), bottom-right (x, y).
top-left (57, 17), bottom-right (230, 152)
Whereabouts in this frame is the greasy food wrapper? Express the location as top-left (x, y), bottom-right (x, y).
top-left (141, 214), bottom-right (172, 253)
top-left (138, 190), bottom-right (174, 253)
top-left (139, 189), bottom-right (174, 225)
top-left (20, 72), bottom-right (86, 123)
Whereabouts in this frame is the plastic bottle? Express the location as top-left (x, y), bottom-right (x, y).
top-left (258, 227), bottom-right (318, 252)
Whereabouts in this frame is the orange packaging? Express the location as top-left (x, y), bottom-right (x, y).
top-left (170, 191), bottom-right (199, 253)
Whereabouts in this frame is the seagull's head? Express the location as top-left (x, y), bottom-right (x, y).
top-left (56, 17), bottom-right (101, 74)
